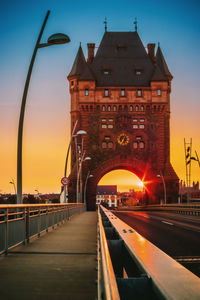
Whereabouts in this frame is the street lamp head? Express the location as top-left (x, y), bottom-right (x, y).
top-left (76, 130), bottom-right (87, 135)
top-left (89, 175), bottom-right (93, 178)
top-left (157, 175), bottom-right (161, 178)
top-left (84, 156), bottom-right (91, 161)
top-left (48, 33), bottom-right (70, 44)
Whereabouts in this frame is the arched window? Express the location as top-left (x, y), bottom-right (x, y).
top-left (102, 142), bottom-right (107, 149)
top-left (141, 105), bottom-right (144, 111)
top-left (108, 142), bottom-right (113, 149)
top-left (124, 105), bottom-right (128, 111)
top-left (119, 105), bottom-right (122, 111)
top-left (86, 105), bottom-right (89, 111)
top-left (135, 105), bottom-right (139, 112)
top-left (139, 141), bottom-right (145, 149)
top-left (133, 142), bottom-right (138, 149)
top-left (130, 105), bottom-right (133, 112)
top-left (81, 105), bottom-right (84, 111)
top-left (102, 105), bottom-right (106, 112)
top-left (113, 105), bottom-right (117, 112)
top-left (108, 105), bottom-right (111, 111)
top-left (90, 105), bottom-right (93, 111)
top-left (96, 105), bottom-right (100, 111)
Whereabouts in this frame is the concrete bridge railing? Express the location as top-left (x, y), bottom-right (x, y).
top-left (98, 205), bottom-right (200, 300)
top-left (0, 203), bottom-right (85, 255)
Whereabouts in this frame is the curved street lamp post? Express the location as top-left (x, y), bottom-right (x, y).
top-left (84, 172), bottom-right (93, 204)
top-left (76, 152), bottom-right (91, 203)
top-left (17, 10), bottom-right (70, 204)
top-left (157, 172), bottom-right (166, 205)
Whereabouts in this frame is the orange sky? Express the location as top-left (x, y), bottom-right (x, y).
top-left (1, 3), bottom-right (200, 194)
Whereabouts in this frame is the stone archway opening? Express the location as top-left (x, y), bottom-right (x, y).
top-left (96, 169), bottom-right (145, 207)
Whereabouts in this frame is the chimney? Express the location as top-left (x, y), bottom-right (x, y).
top-left (147, 43), bottom-right (156, 65)
top-left (87, 43), bottom-right (95, 64)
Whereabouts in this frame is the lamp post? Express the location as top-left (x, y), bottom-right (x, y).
top-left (157, 171), bottom-right (166, 205)
top-left (9, 179), bottom-right (16, 195)
top-left (75, 130), bottom-right (87, 202)
top-left (63, 120), bottom-right (78, 203)
top-left (76, 152), bottom-right (91, 203)
top-left (17, 10), bottom-right (70, 204)
top-left (84, 171), bottom-right (93, 204)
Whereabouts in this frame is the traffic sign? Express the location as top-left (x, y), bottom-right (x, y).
top-left (61, 177), bottom-right (70, 186)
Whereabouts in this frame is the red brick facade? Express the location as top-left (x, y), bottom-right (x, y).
top-left (68, 31), bottom-right (179, 210)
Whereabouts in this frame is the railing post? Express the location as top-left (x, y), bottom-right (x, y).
top-left (5, 208), bottom-right (8, 255)
top-left (38, 207), bottom-right (41, 238)
top-left (26, 207), bottom-right (30, 243)
top-left (46, 206), bottom-right (49, 232)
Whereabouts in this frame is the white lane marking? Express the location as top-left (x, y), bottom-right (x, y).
top-left (162, 220), bottom-right (174, 226)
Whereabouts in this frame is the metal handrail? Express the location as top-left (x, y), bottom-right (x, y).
top-left (98, 207), bottom-right (120, 300)
top-left (101, 205), bottom-right (200, 299)
top-left (0, 203), bottom-right (85, 255)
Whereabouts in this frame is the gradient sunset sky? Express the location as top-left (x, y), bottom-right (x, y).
top-left (0, 0), bottom-right (200, 194)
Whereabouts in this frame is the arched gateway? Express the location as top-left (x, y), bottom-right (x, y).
top-left (67, 29), bottom-right (179, 210)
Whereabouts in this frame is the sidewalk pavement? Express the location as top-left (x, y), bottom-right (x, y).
top-left (0, 211), bottom-right (97, 300)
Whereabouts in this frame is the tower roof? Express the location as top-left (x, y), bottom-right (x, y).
top-left (156, 46), bottom-right (173, 79)
top-left (90, 31), bottom-right (154, 86)
top-left (68, 45), bottom-right (95, 80)
top-left (68, 32), bottom-right (172, 85)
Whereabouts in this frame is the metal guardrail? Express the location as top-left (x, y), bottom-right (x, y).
top-left (98, 205), bottom-right (200, 300)
top-left (118, 204), bottom-right (200, 216)
top-left (0, 203), bottom-right (85, 255)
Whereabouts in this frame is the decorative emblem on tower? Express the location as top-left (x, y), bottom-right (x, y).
top-left (117, 133), bottom-right (130, 146)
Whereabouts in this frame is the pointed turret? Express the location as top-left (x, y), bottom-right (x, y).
top-left (156, 46), bottom-right (173, 80)
top-left (151, 64), bottom-right (167, 81)
top-left (68, 45), bottom-right (95, 81)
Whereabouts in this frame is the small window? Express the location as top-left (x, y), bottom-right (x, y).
top-left (105, 136), bottom-right (110, 140)
top-left (96, 105), bottom-right (100, 111)
top-left (108, 142), bottom-right (113, 148)
top-left (133, 119), bottom-right (137, 122)
top-left (102, 142), bottom-right (107, 148)
top-left (133, 124), bottom-right (138, 129)
top-left (121, 89), bottom-right (125, 96)
top-left (137, 89), bottom-right (142, 97)
top-left (86, 105), bottom-right (89, 111)
top-left (101, 119), bottom-right (106, 122)
top-left (85, 89), bottom-right (89, 96)
top-left (141, 105), bottom-right (144, 112)
top-left (90, 105), bottom-right (93, 111)
top-left (104, 70), bottom-right (110, 75)
top-left (135, 105), bottom-right (139, 112)
top-left (104, 89), bottom-right (109, 97)
top-left (102, 105), bottom-right (106, 112)
top-left (124, 105), bottom-right (128, 111)
top-left (113, 105), bottom-right (117, 112)
top-left (71, 81), bottom-right (74, 87)
top-left (108, 119), bottom-right (113, 122)
top-left (108, 124), bottom-right (113, 129)
top-left (108, 105), bottom-right (111, 111)
top-left (81, 105), bottom-right (84, 111)
top-left (130, 105), bottom-right (133, 112)
top-left (119, 105), bottom-right (122, 111)
top-left (102, 124), bottom-right (107, 129)
top-left (139, 124), bottom-right (145, 129)
top-left (157, 89), bottom-right (162, 96)
top-left (140, 141), bottom-right (145, 149)
top-left (133, 142), bottom-right (138, 149)
top-left (140, 119), bottom-right (145, 122)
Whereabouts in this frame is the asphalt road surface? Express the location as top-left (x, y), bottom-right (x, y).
top-left (113, 210), bottom-right (200, 277)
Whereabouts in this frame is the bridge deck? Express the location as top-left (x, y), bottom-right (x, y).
top-left (0, 211), bottom-right (97, 300)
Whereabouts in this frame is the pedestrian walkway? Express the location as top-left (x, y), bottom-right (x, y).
top-left (0, 211), bottom-right (97, 300)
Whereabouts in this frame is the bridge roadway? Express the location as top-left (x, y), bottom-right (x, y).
top-left (0, 211), bottom-right (97, 300)
top-left (114, 210), bottom-right (200, 277)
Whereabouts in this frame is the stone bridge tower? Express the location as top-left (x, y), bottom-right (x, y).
top-left (67, 30), bottom-right (179, 210)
